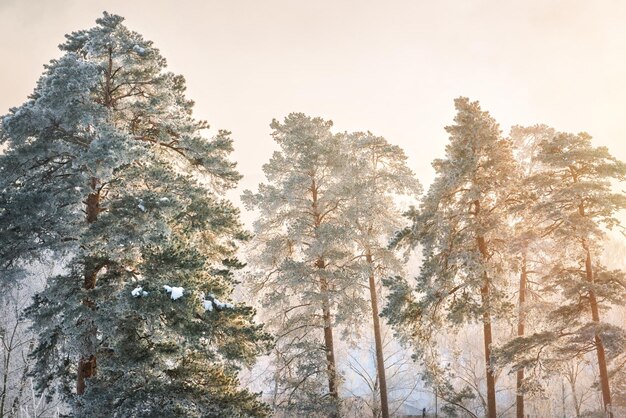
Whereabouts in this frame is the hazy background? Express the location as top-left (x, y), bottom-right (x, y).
top-left (1, 0), bottom-right (625, 222)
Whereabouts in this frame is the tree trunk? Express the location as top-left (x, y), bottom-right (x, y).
top-left (310, 176), bottom-right (340, 416)
top-left (477, 234), bottom-right (497, 418)
top-left (566, 364), bottom-right (581, 418)
top-left (77, 177), bottom-right (101, 396)
top-left (317, 258), bottom-right (340, 417)
top-left (366, 249), bottom-right (390, 418)
top-left (583, 240), bottom-right (613, 418)
top-left (575, 196), bottom-right (613, 417)
top-left (77, 45), bottom-right (115, 396)
top-left (516, 250), bottom-right (527, 418)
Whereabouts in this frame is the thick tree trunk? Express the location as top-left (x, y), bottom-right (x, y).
top-left (583, 240), bottom-right (613, 417)
top-left (77, 46), bottom-right (115, 397)
top-left (77, 177), bottom-right (101, 396)
top-left (516, 250), bottom-right (527, 418)
top-left (477, 234), bottom-right (497, 418)
top-left (365, 249), bottom-right (390, 418)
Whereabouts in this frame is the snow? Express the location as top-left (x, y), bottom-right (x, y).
top-left (202, 299), bottom-right (214, 312)
top-left (212, 296), bottom-right (234, 310)
top-left (200, 292), bottom-right (234, 311)
top-left (131, 286), bottom-right (148, 298)
top-left (163, 285), bottom-right (184, 300)
top-left (137, 200), bottom-right (146, 212)
top-left (199, 292), bottom-right (233, 311)
top-left (159, 197), bottom-right (169, 202)
top-left (132, 45), bottom-right (146, 55)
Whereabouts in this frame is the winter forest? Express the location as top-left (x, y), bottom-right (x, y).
top-left (1, 7), bottom-right (626, 418)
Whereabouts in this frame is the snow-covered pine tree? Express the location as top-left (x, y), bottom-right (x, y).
top-left (344, 132), bottom-right (421, 418)
top-left (0, 12), bottom-right (270, 417)
top-left (242, 114), bottom-right (362, 417)
top-left (502, 129), bottom-right (626, 417)
top-left (384, 98), bottom-right (519, 418)
top-left (507, 124), bottom-right (557, 418)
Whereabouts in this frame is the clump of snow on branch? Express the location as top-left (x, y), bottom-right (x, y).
top-left (131, 286), bottom-right (149, 298)
top-left (132, 44), bottom-right (146, 55)
top-left (202, 299), bottom-right (213, 312)
top-left (163, 285), bottom-right (184, 300)
top-left (199, 292), bottom-right (234, 312)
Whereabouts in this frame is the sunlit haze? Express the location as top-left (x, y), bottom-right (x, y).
top-left (2, 0), bottom-right (625, 219)
top-left (2, 3), bottom-right (626, 417)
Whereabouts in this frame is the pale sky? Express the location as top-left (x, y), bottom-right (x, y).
top-left (1, 0), bottom-right (625, 218)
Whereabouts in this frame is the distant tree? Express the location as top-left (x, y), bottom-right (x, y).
top-left (242, 113), bottom-right (358, 417)
top-left (0, 285), bottom-right (36, 418)
top-left (384, 98), bottom-right (519, 418)
top-left (344, 132), bottom-right (421, 418)
top-left (0, 13), bottom-right (269, 417)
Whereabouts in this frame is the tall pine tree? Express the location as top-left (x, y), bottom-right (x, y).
top-left (242, 114), bottom-right (366, 417)
top-left (0, 13), bottom-right (270, 417)
top-left (507, 124), bottom-right (556, 418)
top-left (385, 98), bottom-right (518, 418)
top-left (344, 131), bottom-right (421, 418)
top-left (499, 129), bottom-right (626, 417)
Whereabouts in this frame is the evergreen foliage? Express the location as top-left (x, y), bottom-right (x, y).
top-left (242, 113), bottom-right (354, 416)
top-left (0, 13), bottom-right (270, 417)
top-left (496, 127), bottom-right (626, 417)
top-left (384, 97), bottom-right (519, 418)
top-left (343, 131), bottom-right (421, 418)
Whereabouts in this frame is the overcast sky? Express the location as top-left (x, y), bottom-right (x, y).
top-left (1, 0), bottom-right (625, 219)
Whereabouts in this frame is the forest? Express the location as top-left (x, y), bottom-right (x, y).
top-left (1, 11), bottom-right (625, 418)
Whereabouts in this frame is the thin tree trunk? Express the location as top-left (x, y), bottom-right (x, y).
top-left (365, 248), bottom-right (389, 418)
top-left (576, 196), bottom-right (613, 417)
top-left (567, 364), bottom-right (581, 418)
top-left (477, 234), bottom-right (497, 418)
top-left (583, 239), bottom-right (613, 417)
top-left (318, 259), bottom-right (339, 417)
top-left (310, 176), bottom-right (340, 417)
top-left (474, 197), bottom-right (497, 418)
top-left (0, 317), bottom-right (20, 417)
top-left (516, 250), bottom-right (527, 418)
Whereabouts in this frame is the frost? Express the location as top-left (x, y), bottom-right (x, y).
top-left (131, 286), bottom-right (148, 298)
top-left (163, 285), bottom-right (184, 300)
top-left (132, 45), bottom-right (146, 55)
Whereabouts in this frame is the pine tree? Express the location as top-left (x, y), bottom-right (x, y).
top-left (507, 124), bottom-right (557, 418)
top-left (242, 114), bottom-right (363, 417)
top-left (494, 126), bottom-right (626, 417)
top-left (344, 132), bottom-right (421, 418)
top-left (0, 13), bottom-right (270, 417)
top-left (519, 130), bottom-right (626, 417)
top-left (384, 98), bottom-right (518, 418)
